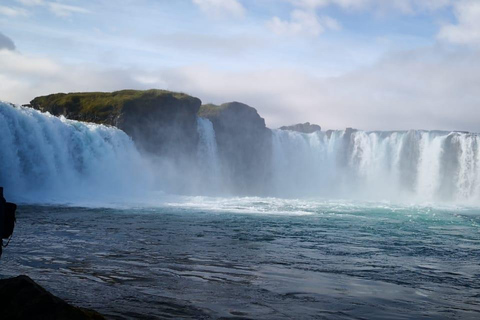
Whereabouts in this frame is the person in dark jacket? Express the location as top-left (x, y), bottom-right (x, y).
top-left (0, 187), bottom-right (17, 258)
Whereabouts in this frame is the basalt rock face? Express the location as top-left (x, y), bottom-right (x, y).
top-left (30, 90), bottom-right (201, 156)
top-left (198, 102), bottom-right (272, 194)
top-left (0, 275), bottom-right (104, 320)
top-left (280, 122), bottom-right (321, 134)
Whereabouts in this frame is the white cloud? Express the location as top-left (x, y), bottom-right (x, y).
top-left (268, 0), bottom-right (450, 37)
top-left (320, 15), bottom-right (341, 30)
top-left (0, 1), bottom-right (477, 133)
top-left (192, 0), bottom-right (245, 18)
top-left (270, 0), bottom-right (451, 38)
top-left (15, 0), bottom-right (45, 6)
top-left (0, 50), bottom-right (140, 104)
top-left (161, 48), bottom-right (480, 132)
top-left (47, 2), bottom-right (89, 17)
top-left (416, 0), bottom-right (452, 10)
top-left (152, 32), bottom-right (264, 55)
top-left (438, 0), bottom-right (480, 46)
top-left (0, 50), bottom-right (61, 76)
top-left (288, 0), bottom-right (367, 10)
top-left (12, 0), bottom-right (88, 17)
top-left (0, 5), bottom-right (28, 17)
top-left (287, 0), bottom-right (452, 13)
top-left (268, 10), bottom-right (340, 36)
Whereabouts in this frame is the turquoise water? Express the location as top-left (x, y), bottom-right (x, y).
top-left (1, 198), bottom-right (480, 319)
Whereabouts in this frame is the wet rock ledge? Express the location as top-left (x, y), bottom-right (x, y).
top-left (0, 275), bottom-right (105, 320)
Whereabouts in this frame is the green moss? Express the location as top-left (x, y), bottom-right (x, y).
top-left (198, 102), bottom-right (251, 119)
top-left (198, 103), bottom-right (222, 118)
top-left (30, 89), bottom-right (198, 124)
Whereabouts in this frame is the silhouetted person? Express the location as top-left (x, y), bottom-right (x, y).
top-left (0, 187), bottom-right (16, 258)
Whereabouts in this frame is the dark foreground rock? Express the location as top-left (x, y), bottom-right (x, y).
top-left (199, 102), bottom-right (272, 194)
top-left (0, 275), bottom-right (105, 320)
top-left (280, 122), bottom-right (321, 133)
top-left (29, 89), bottom-right (201, 156)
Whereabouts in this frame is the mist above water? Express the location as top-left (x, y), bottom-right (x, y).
top-left (1, 102), bottom-right (479, 205)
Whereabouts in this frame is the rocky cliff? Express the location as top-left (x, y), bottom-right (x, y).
top-left (30, 90), bottom-right (201, 156)
top-left (28, 91), bottom-right (277, 194)
top-left (280, 122), bottom-right (321, 133)
top-left (198, 102), bottom-right (272, 194)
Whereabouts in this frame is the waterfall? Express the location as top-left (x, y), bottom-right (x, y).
top-left (2, 101), bottom-right (479, 204)
top-left (271, 129), bottom-right (480, 203)
top-left (0, 102), bottom-right (151, 203)
top-left (196, 117), bottom-right (221, 193)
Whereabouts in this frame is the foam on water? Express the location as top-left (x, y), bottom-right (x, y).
top-left (163, 196), bottom-right (319, 216)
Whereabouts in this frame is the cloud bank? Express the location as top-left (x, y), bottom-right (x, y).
top-left (1, 0), bottom-right (480, 132)
top-left (286, 0), bottom-right (452, 13)
top-left (192, 0), bottom-right (245, 18)
top-left (0, 0), bottom-right (88, 17)
top-left (438, 0), bottom-right (480, 46)
top-left (268, 10), bottom-right (341, 36)
top-left (1, 44), bottom-right (479, 132)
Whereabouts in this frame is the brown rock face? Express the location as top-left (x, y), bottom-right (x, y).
top-left (0, 275), bottom-right (104, 320)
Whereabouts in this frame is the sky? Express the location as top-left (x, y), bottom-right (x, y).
top-left (0, 0), bottom-right (479, 131)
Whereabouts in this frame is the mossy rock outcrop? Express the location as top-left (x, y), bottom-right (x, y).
top-left (30, 90), bottom-right (202, 155)
top-left (199, 102), bottom-right (272, 194)
top-left (280, 122), bottom-right (321, 134)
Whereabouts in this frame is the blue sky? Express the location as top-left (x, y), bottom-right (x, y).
top-left (1, 0), bottom-right (479, 131)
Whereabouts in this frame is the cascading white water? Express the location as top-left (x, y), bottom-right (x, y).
top-left (0, 102), bottom-right (152, 203)
top-left (271, 129), bottom-right (480, 203)
top-left (197, 117), bottom-right (220, 176)
top-left (196, 117), bottom-right (221, 192)
top-left (2, 101), bottom-right (479, 204)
